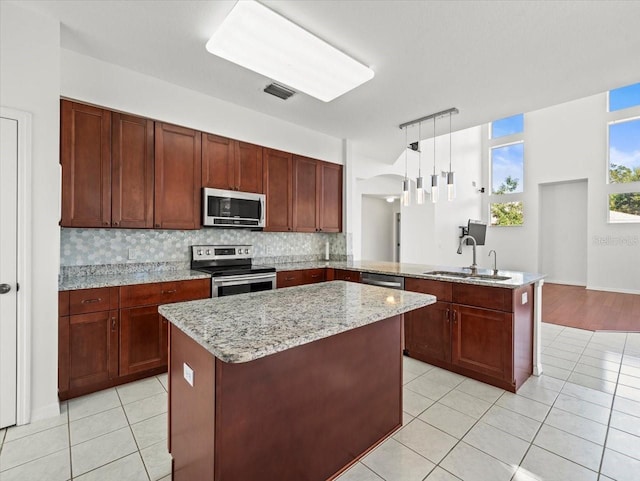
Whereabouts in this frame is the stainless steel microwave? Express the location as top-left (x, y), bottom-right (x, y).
top-left (202, 188), bottom-right (265, 228)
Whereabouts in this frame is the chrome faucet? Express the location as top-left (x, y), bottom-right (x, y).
top-left (457, 235), bottom-right (478, 275)
top-left (489, 249), bottom-right (498, 275)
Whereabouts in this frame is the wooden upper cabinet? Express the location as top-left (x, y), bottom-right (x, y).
top-left (111, 113), bottom-right (154, 228)
top-left (292, 155), bottom-right (319, 232)
top-left (60, 100), bottom-right (111, 227)
top-left (202, 134), bottom-right (263, 193)
top-left (263, 148), bottom-right (293, 231)
top-left (202, 134), bottom-right (234, 190)
top-left (318, 161), bottom-right (343, 232)
top-left (235, 141), bottom-right (263, 193)
top-left (154, 123), bottom-right (202, 230)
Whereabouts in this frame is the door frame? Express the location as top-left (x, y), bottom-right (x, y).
top-left (1, 106), bottom-right (33, 425)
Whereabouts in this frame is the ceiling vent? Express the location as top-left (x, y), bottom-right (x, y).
top-left (264, 83), bottom-right (295, 100)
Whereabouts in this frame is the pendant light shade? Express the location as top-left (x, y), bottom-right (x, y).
top-left (446, 112), bottom-right (456, 201)
top-left (401, 126), bottom-right (411, 206)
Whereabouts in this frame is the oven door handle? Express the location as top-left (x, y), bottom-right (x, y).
top-left (213, 273), bottom-right (276, 285)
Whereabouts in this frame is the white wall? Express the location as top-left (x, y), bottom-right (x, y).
top-left (487, 93), bottom-right (640, 293)
top-left (361, 196), bottom-right (394, 261)
top-left (0, 2), bottom-right (61, 421)
top-left (539, 180), bottom-right (588, 285)
top-left (61, 50), bottom-right (343, 165)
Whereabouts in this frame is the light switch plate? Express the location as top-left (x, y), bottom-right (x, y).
top-left (183, 363), bottom-right (194, 387)
top-left (522, 292), bottom-right (528, 304)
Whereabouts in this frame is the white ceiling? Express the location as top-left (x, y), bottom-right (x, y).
top-left (19, 0), bottom-right (640, 163)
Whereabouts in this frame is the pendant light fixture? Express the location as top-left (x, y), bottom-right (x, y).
top-left (446, 111), bottom-right (456, 201)
top-left (431, 115), bottom-right (439, 203)
top-left (401, 126), bottom-right (411, 207)
top-left (416, 121), bottom-right (426, 204)
top-left (398, 107), bottom-right (459, 205)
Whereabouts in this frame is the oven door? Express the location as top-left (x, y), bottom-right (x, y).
top-left (212, 273), bottom-right (276, 297)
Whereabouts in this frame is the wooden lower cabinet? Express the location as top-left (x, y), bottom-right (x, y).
top-left (451, 305), bottom-right (512, 381)
top-left (333, 269), bottom-right (361, 282)
top-left (404, 278), bottom-right (533, 392)
top-left (59, 278), bottom-right (210, 400)
top-left (120, 305), bottom-right (168, 376)
top-left (277, 268), bottom-right (326, 288)
top-left (404, 301), bottom-right (451, 364)
top-left (67, 310), bottom-right (119, 391)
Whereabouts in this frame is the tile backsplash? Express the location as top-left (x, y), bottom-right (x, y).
top-left (60, 228), bottom-right (350, 266)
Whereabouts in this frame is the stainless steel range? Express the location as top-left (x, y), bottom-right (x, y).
top-left (191, 245), bottom-right (276, 297)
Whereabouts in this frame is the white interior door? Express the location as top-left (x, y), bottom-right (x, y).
top-left (0, 116), bottom-right (18, 429)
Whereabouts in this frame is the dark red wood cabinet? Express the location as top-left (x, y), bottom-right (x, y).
top-left (60, 100), bottom-right (112, 228)
top-left (263, 148), bottom-right (293, 232)
top-left (154, 123), bottom-right (202, 230)
top-left (333, 269), bottom-right (361, 282)
top-left (276, 268), bottom-right (327, 288)
top-left (202, 134), bottom-right (263, 194)
top-left (58, 278), bottom-right (210, 400)
top-left (318, 161), bottom-right (343, 233)
top-left (61, 100), bottom-right (154, 229)
top-left (404, 278), bottom-right (533, 392)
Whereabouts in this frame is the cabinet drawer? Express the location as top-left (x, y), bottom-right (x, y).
top-left (277, 270), bottom-right (305, 288)
top-left (334, 269), bottom-right (361, 282)
top-left (69, 287), bottom-right (118, 315)
top-left (304, 268), bottom-right (326, 284)
top-left (452, 283), bottom-right (511, 312)
top-left (120, 278), bottom-right (210, 308)
top-left (405, 278), bottom-right (452, 302)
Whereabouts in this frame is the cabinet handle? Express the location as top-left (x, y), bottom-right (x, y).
top-left (445, 309), bottom-right (450, 322)
top-left (452, 310), bottom-right (457, 323)
top-left (155, 223), bottom-right (161, 228)
top-left (288, 227), bottom-right (292, 231)
top-left (113, 221), bottom-right (119, 226)
top-left (111, 317), bottom-right (116, 331)
top-left (161, 289), bottom-right (177, 294)
top-left (81, 298), bottom-right (102, 304)
top-left (285, 277), bottom-right (295, 281)
top-left (311, 274), bottom-right (320, 278)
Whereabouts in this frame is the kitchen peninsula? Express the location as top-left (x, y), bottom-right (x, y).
top-left (159, 281), bottom-right (436, 481)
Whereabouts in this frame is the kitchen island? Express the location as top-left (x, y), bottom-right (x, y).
top-left (159, 281), bottom-right (436, 481)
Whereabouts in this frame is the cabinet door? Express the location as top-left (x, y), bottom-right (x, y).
top-left (68, 310), bottom-right (119, 390)
top-left (60, 100), bottom-right (111, 227)
top-left (263, 148), bottom-right (293, 231)
top-left (404, 301), bottom-right (451, 363)
top-left (154, 123), bottom-right (202, 229)
top-left (292, 155), bottom-right (319, 232)
top-left (202, 134), bottom-right (235, 190)
top-left (120, 305), bottom-right (167, 375)
top-left (111, 113), bottom-right (154, 228)
top-left (318, 161), bottom-right (342, 233)
top-left (451, 305), bottom-right (513, 381)
top-left (304, 268), bottom-right (326, 284)
top-left (235, 141), bottom-right (263, 193)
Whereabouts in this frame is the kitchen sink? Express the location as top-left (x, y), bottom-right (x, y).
top-left (424, 271), bottom-right (511, 281)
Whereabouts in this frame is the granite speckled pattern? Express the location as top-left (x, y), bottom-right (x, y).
top-left (260, 260), bottom-right (545, 289)
top-left (159, 281), bottom-right (436, 363)
top-left (58, 269), bottom-right (210, 291)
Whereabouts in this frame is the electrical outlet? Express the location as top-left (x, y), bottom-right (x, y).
top-left (183, 363), bottom-right (194, 387)
top-left (521, 292), bottom-right (528, 305)
top-left (128, 248), bottom-right (138, 260)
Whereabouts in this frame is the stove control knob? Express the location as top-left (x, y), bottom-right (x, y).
top-left (206, 249), bottom-right (211, 255)
top-left (245, 248), bottom-right (250, 254)
top-left (197, 249), bottom-right (203, 256)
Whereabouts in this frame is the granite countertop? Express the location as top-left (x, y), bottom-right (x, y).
top-left (58, 269), bottom-right (211, 291)
top-left (258, 260), bottom-right (545, 289)
top-left (159, 281), bottom-right (436, 363)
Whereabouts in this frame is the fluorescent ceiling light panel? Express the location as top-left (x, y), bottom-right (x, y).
top-left (205, 0), bottom-right (374, 102)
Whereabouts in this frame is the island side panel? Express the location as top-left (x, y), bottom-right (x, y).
top-left (513, 284), bottom-right (534, 389)
top-left (169, 323), bottom-right (215, 481)
top-left (214, 315), bottom-right (403, 481)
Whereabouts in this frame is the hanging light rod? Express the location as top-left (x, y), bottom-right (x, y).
top-left (399, 107), bottom-right (459, 130)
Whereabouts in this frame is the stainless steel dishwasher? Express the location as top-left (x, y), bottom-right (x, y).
top-left (360, 272), bottom-right (405, 290)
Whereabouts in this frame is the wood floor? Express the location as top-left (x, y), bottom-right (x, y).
top-left (542, 283), bottom-right (640, 332)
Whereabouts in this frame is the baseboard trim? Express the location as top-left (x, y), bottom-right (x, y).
top-left (29, 402), bottom-right (61, 424)
top-left (586, 285), bottom-right (640, 295)
top-left (544, 279), bottom-right (586, 287)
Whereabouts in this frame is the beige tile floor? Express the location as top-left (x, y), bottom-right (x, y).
top-left (1, 322), bottom-right (640, 480)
